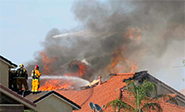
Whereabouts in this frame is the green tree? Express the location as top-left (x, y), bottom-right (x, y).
top-left (106, 80), bottom-right (163, 112)
top-left (106, 99), bottom-right (134, 112)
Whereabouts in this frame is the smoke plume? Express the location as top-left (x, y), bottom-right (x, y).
top-left (26, 0), bottom-right (185, 90)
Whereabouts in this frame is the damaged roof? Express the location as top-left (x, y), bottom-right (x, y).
top-left (25, 91), bottom-right (81, 110)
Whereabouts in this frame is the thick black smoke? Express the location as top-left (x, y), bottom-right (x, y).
top-left (26, 0), bottom-right (185, 89)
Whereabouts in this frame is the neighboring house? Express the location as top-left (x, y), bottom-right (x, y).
top-left (131, 71), bottom-right (185, 107)
top-left (0, 55), bottom-right (17, 88)
top-left (0, 83), bottom-right (36, 112)
top-left (25, 91), bottom-right (81, 112)
top-left (56, 71), bottom-right (185, 112)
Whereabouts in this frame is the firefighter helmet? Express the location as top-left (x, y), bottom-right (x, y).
top-left (20, 64), bottom-right (24, 68)
top-left (35, 65), bottom-right (39, 70)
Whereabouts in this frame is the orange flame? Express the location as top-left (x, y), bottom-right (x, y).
top-left (124, 27), bottom-right (142, 44)
top-left (39, 79), bottom-right (71, 91)
top-left (40, 52), bottom-right (56, 74)
top-left (66, 60), bottom-right (87, 77)
top-left (106, 47), bottom-right (138, 73)
top-left (78, 62), bottom-right (86, 77)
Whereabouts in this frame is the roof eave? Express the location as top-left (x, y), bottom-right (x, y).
top-left (0, 55), bottom-right (17, 68)
top-left (0, 84), bottom-right (36, 110)
top-left (33, 91), bottom-right (81, 110)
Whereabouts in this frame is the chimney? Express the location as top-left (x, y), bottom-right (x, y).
top-left (119, 88), bottom-right (123, 99)
top-left (98, 76), bottom-right (102, 85)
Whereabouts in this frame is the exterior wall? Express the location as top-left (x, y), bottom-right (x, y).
top-left (36, 95), bottom-right (73, 112)
top-left (0, 60), bottom-right (9, 87)
top-left (0, 104), bottom-right (24, 112)
top-left (156, 83), bottom-right (185, 107)
top-left (134, 73), bottom-right (185, 108)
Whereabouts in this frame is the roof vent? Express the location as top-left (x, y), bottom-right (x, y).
top-left (109, 73), bottom-right (117, 76)
top-left (98, 76), bottom-right (102, 85)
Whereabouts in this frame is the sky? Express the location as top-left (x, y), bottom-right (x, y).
top-left (0, 0), bottom-right (184, 91)
top-left (0, 0), bottom-right (77, 64)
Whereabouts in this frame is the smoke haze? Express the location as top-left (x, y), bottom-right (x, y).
top-left (26, 0), bottom-right (185, 90)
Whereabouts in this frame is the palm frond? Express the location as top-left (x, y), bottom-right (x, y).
top-left (153, 94), bottom-right (178, 104)
top-left (106, 99), bottom-right (135, 111)
top-left (141, 102), bottom-right (163, 112)
top-left (141, 80), bottom-right (157, 97)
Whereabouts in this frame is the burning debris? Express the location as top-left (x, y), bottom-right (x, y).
top-left (67, 60), bottom-right (94, 79)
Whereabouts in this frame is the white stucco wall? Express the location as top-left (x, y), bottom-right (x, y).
top-left (36, 94), bottom-right (73, 112)
top-left (0, 60), bottom-right (9, 87)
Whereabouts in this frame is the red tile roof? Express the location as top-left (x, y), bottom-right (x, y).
top-left (56, 72), bottom-right (185, 112)
top-left (56, 72), bottom-right (135, 112)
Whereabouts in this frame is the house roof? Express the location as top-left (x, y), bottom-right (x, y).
top-left (55, 71), bottom-right (185, 112)
top-left (25, 91), bottom-right (81, 110)
top-left (0, 55), bottom-right (17, 68)
top-left (0, 83), bottom-right (36, 110)
top-left (56, 72), bottom-right (135, 112)
top-left (132, 71), bottom-right (185, 105)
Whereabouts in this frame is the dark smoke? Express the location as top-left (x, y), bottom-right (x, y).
top-left (26, 0), bottom-right (185, 89)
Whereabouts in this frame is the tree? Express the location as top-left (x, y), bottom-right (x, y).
top-left (106, 99), bottom-right (134, 112)
top-left (106, 80), bottom-right (163, 112)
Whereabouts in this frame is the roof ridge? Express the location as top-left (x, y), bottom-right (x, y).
top-left (116, 72), bottom-right (135, 76)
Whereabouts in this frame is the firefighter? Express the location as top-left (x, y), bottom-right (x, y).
top-left (9, 68), bottom-right (18, 91)
top-left (31, 65), bottom-right (41, 93)
top-left (16, 64), bottom-right (29, 93)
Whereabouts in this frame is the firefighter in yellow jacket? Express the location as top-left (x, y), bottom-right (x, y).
top-left (31, 65), bottom-right (41, 93)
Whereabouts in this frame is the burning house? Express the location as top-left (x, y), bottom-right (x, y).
top-left (1, 0), bottom-right (185, 112)
top-left (25, 0), bottom-right (185, 95)
top-left (0, 55), bottom-right (81, 112)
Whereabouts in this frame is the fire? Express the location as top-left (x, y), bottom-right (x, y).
top-left (38, 59), bottom-right (90, 91)
top-left (78, 62), bottom-right (87, 77)
top-left (67, 60), bottom-right (87, 77)
top-left (106, 47), bottom-right (138, 73)
top-left (105, 27), bottom-right (141, 73)
top-left (124, 27), bottom-right (142, 44)
top-left (40, 52), bottom-right (56, 75)
top-left (39, 79), bottom-right (71, 91)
